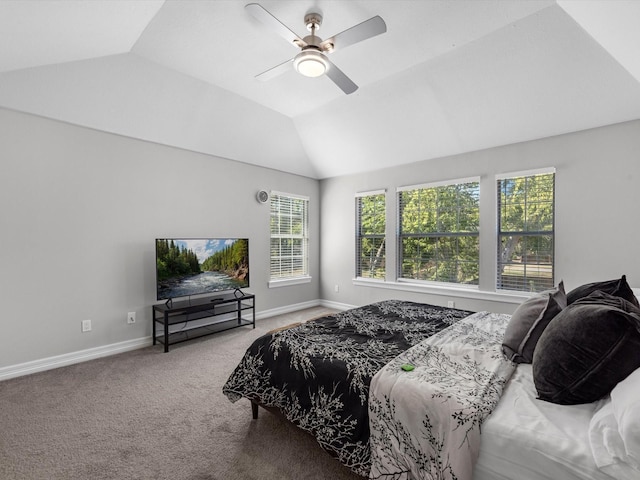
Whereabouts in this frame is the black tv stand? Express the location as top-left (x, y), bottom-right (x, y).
top-left (152, 293), bottom-right (255, 352)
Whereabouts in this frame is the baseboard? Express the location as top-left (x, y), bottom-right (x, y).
top-left (0, 299), bottom-right (358, 382)
top-left (0, 337), bottom-right (153, 382)
top-left (256, 299), bottom-right (355, 318)
top-left (255, 299), bottom-right (322, 319)
top-left (319, 299), bottom-right (357, 311)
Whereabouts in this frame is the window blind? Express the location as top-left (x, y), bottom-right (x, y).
top-left (497, 170), bottom-right (555, 292)
top-left (355, 191), bottom-right (386, 279)
top-left (397, 179), bottom-right (479, 285)
top-left (270, 192), bottom-right (309, 279)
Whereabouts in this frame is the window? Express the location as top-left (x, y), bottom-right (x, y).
top-left (497, 169), bottom-right (555, 292)
top-left (269, 192), bottom-right (309, 282)
top-left (397, 178), bottom-right (480, 285)
top-left (356, 190), bottom-right (386, 279)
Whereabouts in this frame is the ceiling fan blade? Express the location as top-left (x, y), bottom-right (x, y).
top-left (325, 59), bottom-right (358, 95)
top-left (321, 15), bottom-right (386, 51)
top-left (255, 58), bottom-right (294, 81)
top-left (245, 3), bottom-right (306, 48)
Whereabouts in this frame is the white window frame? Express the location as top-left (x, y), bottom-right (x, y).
top-left (355, 189), bottom-right (387, 281)
top-left (496, 167), bottom-right (555, 293)
top-left (268, 191), bottom-right (311, 288)
top-left (396, 176), bottom-right (480, 287)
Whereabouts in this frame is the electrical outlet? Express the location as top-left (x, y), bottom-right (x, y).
top-left (81, 319), bottom-right (92, 332)
top-left (447, 301), bottom-right (455, 308)
top-left (334, 284), bottom-right (339, 293)
top-left (127, 312), bottom-right (136, 324)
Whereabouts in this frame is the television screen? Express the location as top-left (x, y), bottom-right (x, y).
top-left (155, 238), bottom-right (249, 301)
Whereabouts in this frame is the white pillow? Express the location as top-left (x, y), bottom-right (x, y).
top-left (611, 367), bottom-right (640, 468)
top-left (589, 399), bottom-right (622, 466)
top-left (589, 399), bottom-right (639, 480)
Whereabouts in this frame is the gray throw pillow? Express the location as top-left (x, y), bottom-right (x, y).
top-left (502, 281), bottom-right (566, 364)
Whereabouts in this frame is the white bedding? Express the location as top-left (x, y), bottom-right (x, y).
top-left (473, 364), bottom-right (626, 480)
top-left (365, 308), bottom-right (639, 480)
top-left (368, 312), bottom-right (515, 480)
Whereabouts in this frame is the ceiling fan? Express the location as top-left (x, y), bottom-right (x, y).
top-left (245, 3), bottom-right (387, 94)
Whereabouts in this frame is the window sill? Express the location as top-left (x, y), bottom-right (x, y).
top-left (269, 276), bottom-right (312, 288)
top-left (352, 278), bottom-right (529, 305)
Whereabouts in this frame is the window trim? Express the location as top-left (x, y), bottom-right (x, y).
top-left (353, 276), bottom-right (528, 304)
top-left (268, 191), bottom-right (310, 287)
top-left (355, 189), bottom-right (387, 280)
top-left (396, 176), bottom-right (481, 286)
top-left (355, 189), bottom-right (386, 198)
top-left (495, 167), bottom-right (555, 181)
top-left (495, 168), bottom-right (556, 293)
top-left (397, 176), bottom-right (481, 192)
top-left (268, 276), bottom-right (312, 288)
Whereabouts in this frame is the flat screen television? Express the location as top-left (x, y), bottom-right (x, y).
top-left (155, 238), bottom-right (249, 302)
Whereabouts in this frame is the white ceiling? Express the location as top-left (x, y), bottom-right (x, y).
top-left (1, 0), bottom-right (639, 179)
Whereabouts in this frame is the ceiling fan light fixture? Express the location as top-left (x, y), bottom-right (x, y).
top-left (294, 50), bottom-right (329, 78)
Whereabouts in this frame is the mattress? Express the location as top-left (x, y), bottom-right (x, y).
top-left (473, 364), bottom-right (616, 480)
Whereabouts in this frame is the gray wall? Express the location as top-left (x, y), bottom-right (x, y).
top-left (0, 108), bottom-right (320, 369)
top-left (3, 106), bottom-right (639, 372)
top-left (320, 120), bottom-right (640, 313)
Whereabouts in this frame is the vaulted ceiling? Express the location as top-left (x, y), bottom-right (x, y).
top-left (1, 0), bottom-right (640, 179)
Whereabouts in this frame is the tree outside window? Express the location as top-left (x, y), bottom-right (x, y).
top-left (398, 180), bottom-right (479, 285)
top-left (497, 171), bottom-right (555, 292)
top-left (356, 192), bottom-right (386, 279)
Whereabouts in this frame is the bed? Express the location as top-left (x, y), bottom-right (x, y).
top-left (223, 282), bottom-right (640, 480)
top-left (223, 300), bottom-right (476, 476)
top-left (472, 364), bottom-right (639, 480)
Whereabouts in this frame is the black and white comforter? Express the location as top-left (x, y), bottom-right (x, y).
top-left (222, 300), bottom-right (473, 476)
top-left (368, 311), bottom-right (515, 480)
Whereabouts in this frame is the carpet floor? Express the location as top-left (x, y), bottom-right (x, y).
top-left (0, 306), bottom-right (365, 480)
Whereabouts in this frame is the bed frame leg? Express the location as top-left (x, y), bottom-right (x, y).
top-left (251, 400), bottom-right (258, 419)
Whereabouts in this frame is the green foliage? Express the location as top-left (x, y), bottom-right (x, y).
top-left (498, 173), bottom-right (555, 292)
top-left (155, 239), bottom-right (201, 280)
top-left (201, 239), bottom-right (249, 274)
top-left (357, 194), bottom-right (386, 278)
top-left (399, 182), bottom-right (479, 284)
top-left (358, 237), bottom-right (386, 279)
top-left (359, 194), bottom-right (385, 235)
top-left (156, 239), bottom-right (249, 288)
top-left (498, 174), bottom-right (554, 232)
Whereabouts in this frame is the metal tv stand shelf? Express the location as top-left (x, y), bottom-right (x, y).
top-left (152, 293), bottom-right (255, 352)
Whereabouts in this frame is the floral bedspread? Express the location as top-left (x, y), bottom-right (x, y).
top-left (368, 311), bottom-right (515, 480)
top-left (223, 300), bottom-right (473, 476)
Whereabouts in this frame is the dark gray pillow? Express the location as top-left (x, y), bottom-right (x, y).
top-left (566, 275), bottom-right (639, 307)
top-left (502, 281), bottom-right (566, 364)
top-left (533, 291), bottom-right (640, 405)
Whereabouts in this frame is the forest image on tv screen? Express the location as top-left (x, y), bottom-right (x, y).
top-left (156, 238), bottom-right (249, 300)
